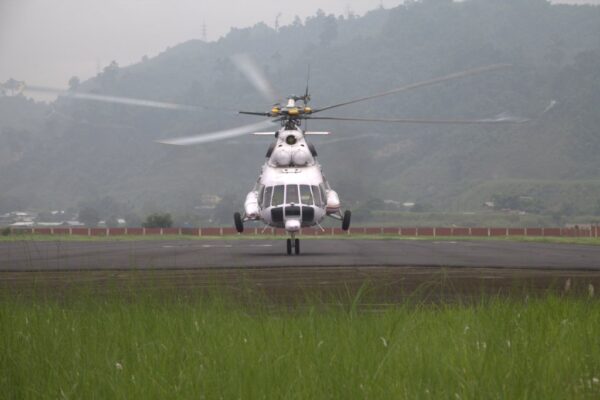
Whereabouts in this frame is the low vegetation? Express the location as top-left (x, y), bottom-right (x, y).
top-left (1, 290), bottom-right (599, 399)
top-left (141, 212), bottom-right (173, 228)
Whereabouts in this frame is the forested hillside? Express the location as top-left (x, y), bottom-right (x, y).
top-left (1, 0), bottom-right (600, 222)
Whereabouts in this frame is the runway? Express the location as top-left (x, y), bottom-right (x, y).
top-left (2, 239), bottom-right (599, 301)
top-left (1, 239), bottom-right (599, 271)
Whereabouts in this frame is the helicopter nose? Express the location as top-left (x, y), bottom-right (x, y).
top-left (285, 219), bottom-right (301, 232)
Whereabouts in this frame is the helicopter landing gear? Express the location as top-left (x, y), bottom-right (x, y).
top-left (342, 210), bottom-right (352, 231)
top-left (286, 233), bottom-right (300, 255)
top-left (234, 212), bottom-right (244, 233)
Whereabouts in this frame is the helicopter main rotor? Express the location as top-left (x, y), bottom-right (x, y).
top-left (8, 55), bottom-right (552, 146)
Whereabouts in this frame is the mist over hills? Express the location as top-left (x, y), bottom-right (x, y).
top-left (1, 0), bottom-right (600, 222)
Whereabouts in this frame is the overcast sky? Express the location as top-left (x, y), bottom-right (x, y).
top-left (1, 0), bottom-right (598, 89)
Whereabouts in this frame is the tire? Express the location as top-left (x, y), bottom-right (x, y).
top-left (286, 238), bottom-right (292, 255)
top-left (234, 212), bottom-right (244, 233)
top-left (294, 238), bottom-right (300, 255)
top-left (342, 210), bottom-right (351, 231)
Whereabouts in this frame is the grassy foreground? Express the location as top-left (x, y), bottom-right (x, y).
top-left (1, 293), bottom-right (600, 399)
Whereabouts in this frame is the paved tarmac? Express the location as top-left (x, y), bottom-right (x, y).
top-left (1, 239), bottom-right (599, 271)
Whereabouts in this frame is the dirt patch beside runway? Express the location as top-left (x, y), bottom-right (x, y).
top-left (2, 266), bottom-right (599, 304)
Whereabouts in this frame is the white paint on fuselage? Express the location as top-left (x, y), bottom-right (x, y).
top-left (260, 164), bottom-right (324, 187)
top-left (244, 127), bottom-right (334, 231)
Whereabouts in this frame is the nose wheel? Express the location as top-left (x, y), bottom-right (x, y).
top-left (286, 235), bottom-right (300, 255)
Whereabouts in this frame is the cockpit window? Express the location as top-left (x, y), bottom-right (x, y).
top-left (257, 185), bottom-right (265, 207)
top-left (300, 185), bottom-right (313, 205)
top-left (272, 185), bottom-right (284, 206)
top-left (319, 184), bottom-right (327, 205)
top-left (286, 184), bottom-right (299, 204)
top-left (312, 186), bottom-right (322, 207)
top-left (262, 186), bottom-right (272, 208)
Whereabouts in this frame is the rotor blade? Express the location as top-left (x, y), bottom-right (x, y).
top-left (304, 115), bottom-right (529, 124)
top-left (23, 85), bottom-right (202, 111)
top-left (156, 119), bottom-right (277, 146)
top-left (239, 111), bottom-right (271, 116)
top-left (231, 53), bottom-right (279, 104)
top-left (312, 64), bottom-right (512, 114)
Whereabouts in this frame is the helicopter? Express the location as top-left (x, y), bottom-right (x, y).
top-left (10, 57), bottom-right (543, 255)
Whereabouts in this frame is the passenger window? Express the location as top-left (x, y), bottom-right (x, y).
top-left (286, 184), bottom-right (299, 204)
top-left (300, 185), bottom-right (313, 205)
top-left (263, 186), bottom-right (273, 208)
top-left (272, 185), bottom-right (285, 206)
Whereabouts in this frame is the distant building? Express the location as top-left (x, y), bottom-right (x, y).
top-left (10, 221), bottom-right (34, 227)
top-left (565, 223), bottom-right (592, 230)
top-left (384, 199), bottom-right (402, 208)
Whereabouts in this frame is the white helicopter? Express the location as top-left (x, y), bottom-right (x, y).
top-left (13, 58), bottom-right (540, 255)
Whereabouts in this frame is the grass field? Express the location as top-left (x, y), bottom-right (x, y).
top-left (2, 289), bottom-right (599, 399)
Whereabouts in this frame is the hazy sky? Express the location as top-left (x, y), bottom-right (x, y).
top-left (1, 0), bottom-right (598, 89)
top-left (0, 0), bottom-right (404, 88)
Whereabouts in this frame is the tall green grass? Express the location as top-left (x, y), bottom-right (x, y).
top-left (1, 293), bottom-right (599, 399)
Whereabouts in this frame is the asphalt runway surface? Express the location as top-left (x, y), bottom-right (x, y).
top-left (1, 238), bottom-right (599, 271)
top-left (2, 239), bottom-right (599, 301)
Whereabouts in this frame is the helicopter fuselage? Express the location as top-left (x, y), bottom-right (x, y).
top-left (242, 128), bottom-right (340, 233)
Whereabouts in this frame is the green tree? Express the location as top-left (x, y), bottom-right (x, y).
top-left (79, 207), bottom-right (100, 227)
top-left (143, 213), bottom-right (173, 228)
top-left (68, 76), bottom-right (80, 91)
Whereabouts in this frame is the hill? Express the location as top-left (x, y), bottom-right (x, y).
top-left (1, 0), bottom-right (600, 223)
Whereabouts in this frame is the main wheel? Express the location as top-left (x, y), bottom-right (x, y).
top-left (294, 238), bottom-right (300, 255)
top-left (286, 238), bottom-right (292, 255)
top-left (342, 210), bottom-right (352, 231)
top-left (234, 212), bottom-right (244, 233)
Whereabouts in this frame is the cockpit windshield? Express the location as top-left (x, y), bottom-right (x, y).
top-left (272, 185), bottom-right (285, 206)
top-left (286, 185), bottom-right (299, 204)
top-left (300, 185), bottom-right (313, 205)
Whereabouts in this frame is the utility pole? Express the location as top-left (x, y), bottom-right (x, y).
top-left (202, 21), bottom-right (207, 42)
top-left (275, 13), bottom-right (282, 31)
top-left (346, 5), bottom-right (354, 19)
